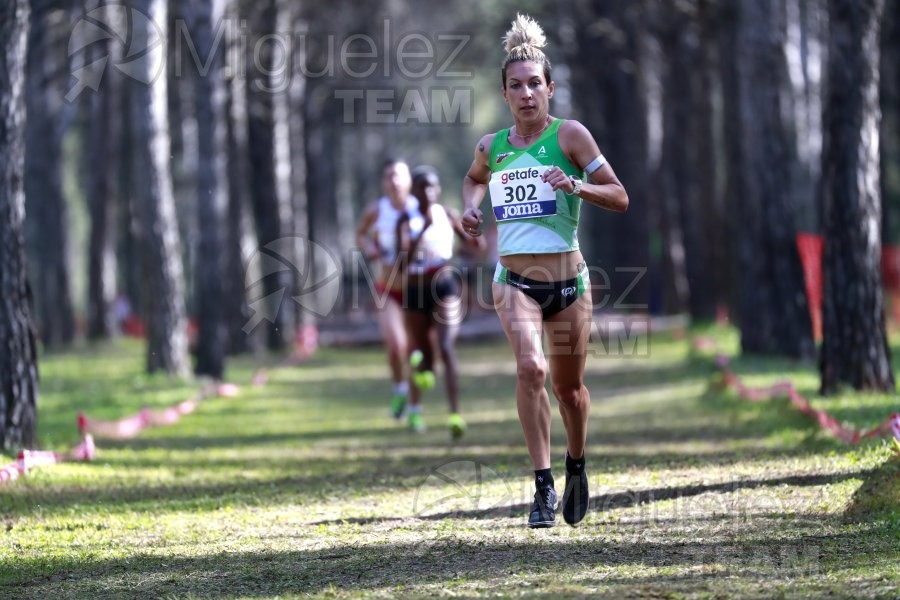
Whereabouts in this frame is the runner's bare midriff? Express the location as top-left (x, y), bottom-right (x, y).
top-left (499, 250), bottom-right (584, 281)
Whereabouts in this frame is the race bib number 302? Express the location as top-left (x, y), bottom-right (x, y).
top-left (488, 167), bottom-right (557, 222)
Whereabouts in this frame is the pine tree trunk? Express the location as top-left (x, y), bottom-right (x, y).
top-left (718, 1), bottom-right (744, 321)
top-left (284, 1), bottom-right (315, 326)
top-left (636, 14), bottom-right (688, 316)
top-left (785, 0), bottom-right (826, 235)
top-left (119, 79), bottom-right (142, 323)
top-left (0, 0), bottom-right (38, 452)
top-left (570, 0), bottom-right (651, 310)
top-left (190, 0), bottom-right (229, 379)
top-left (736, 0), bottom-right (815, 359)
top-left (609, 5), bottom-right (651, 312)
top-left (84, 34), bottom-right (119, 341)
top-left (130, 0), bottom-right (190, 376)
top-left (882, 0), bottom-right (900, 244)
top-left (103, 5), bottom-right (141, 324)
top-left (659, 3), bottom-right (699, 316)
top-left (24, 4), bottom-right (75, 349)
top-left (168, 0), bottom-right (197, 314)
top-left (246, 0), bottom-right (294, 350)
top-left (304, 81), bottom-right (341, 267)
top-left (820, 0), bottom-right (893, 392)
top-left (224, 0), bottom-right (254, 354)
top-left (691, 0), bottom-right (724, 320)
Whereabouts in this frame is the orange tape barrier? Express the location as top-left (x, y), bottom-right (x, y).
top-left (4, 323), bottom-right (317, 485)
top-left (696, 337), bottom-right (900, 446)
top-left (77, 381), bottom-right (239, 439)
top-left (0, 435), bottom-right (96, 484)
top-left (1, 380), bottom-right (239, 486)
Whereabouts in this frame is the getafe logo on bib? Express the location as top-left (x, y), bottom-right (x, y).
top-left (489, 167), bottom-right (557, 222)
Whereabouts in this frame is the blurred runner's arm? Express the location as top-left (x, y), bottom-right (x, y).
top-left (355, 203), bottom-right (381, 260)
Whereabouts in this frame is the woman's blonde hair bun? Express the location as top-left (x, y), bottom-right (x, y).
top-left (500, 14), bottom-right (551, 85)
top-left (503, 13), bottom-right (547, 54)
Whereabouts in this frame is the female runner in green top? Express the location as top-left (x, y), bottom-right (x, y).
top-left (461, 14), bottom-right (629, 528)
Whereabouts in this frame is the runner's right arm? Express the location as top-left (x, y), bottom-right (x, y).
top-left (461, 133), bottom-right (495, 235)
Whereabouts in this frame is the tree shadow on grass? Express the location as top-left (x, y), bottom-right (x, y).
top-left (314, 468), bottom-right (875, 525)
top-left (843, 455), bottom-right (900, 522)
top-left (1, 530), bottom-right (880, 599)
top-left (4, 410), bottom-right (871, 519)
top-left (99, 415), bottom-right (799, 452)
top-left (11, 349), bottom-right (877, 521)
top-left (0, 447), bottom-right (531, 518)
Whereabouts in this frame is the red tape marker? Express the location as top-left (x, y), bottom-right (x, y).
top-left (697, 336), bottom-right (900, 445)
top-left (0, 435), bottom-right (95, 485)
top-left (79, 380), bottom-right (233, 439)
top-left (6, 323), bottom-right (321, 488)
top-left (0, 462), bottom-right (22, 483)
top-left (4, 378), bottom-right (237, 486)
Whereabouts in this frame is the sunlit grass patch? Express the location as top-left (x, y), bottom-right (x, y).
top-left (0, 327), bottom-right (897, 598)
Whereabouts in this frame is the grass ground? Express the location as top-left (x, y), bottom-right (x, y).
top-left (0, 326), bottom-right (897, 599)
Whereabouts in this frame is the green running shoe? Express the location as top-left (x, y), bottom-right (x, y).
top-left (407, 411), bottom-right (426, 433)
top-left (413, 369), bottom-right (436, 391)
top-left (447, 413), bottom-right (466, 439)
top-left (410, 349), bottom-right (424, 367)
top-left (410, 350), bottom-right (436, 390)
top-left (390, 394), bottom-right (407, 420)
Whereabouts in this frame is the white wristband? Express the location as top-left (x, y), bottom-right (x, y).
top-left (584, 154), bottom-right (606, 175)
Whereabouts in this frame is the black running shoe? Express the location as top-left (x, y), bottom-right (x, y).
top-left (562, 457), bottom-right (589, 526)
top-left (528, 485), bottom-right (558, 528)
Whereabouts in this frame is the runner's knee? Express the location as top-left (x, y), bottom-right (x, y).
top-left (553, 382), bottom-right (586, 409)
top-left (517, 356), bottom-right (547, 389)
top-left (387, 342), bottom-right (407, 363)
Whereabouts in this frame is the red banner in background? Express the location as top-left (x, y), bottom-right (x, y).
top-left (881, 245), bottom-right (900, 324)
top-left (796, 234), bottom-right (823, 341)
top-left (796, 235), bottom-right (900, 339)
top-left (881, 246), bottom-right (900, 289)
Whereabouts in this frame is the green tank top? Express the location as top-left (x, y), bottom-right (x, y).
top-left (487, 118), bottom-right (582, 256)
